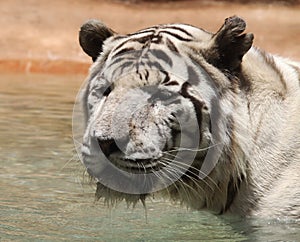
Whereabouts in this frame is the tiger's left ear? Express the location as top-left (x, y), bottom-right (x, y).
top-left (204, 16), bottom-right (254, 71)
top-left (79, 19), bottom-right (115, 62)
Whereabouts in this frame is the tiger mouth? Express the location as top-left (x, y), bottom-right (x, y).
top-left (108, 155), bottom-right (165, 174)
top-left (96, 138), bottom-right (170, 174)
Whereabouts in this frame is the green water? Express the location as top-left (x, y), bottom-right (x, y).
top-left (0, 74), bottom-right (299, 241)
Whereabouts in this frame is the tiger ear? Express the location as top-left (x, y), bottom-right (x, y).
top-left (79, 19), bottom-right (115, 62)
top-left (204, 16), bottom-right (254, 71)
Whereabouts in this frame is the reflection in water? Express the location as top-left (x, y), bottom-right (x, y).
top-left (0, 74), bottom-right (298, 241)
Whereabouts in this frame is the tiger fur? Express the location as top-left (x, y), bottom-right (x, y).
top-left (77, 16), bottom-right (300, 218)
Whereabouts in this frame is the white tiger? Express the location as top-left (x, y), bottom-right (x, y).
top-left (76, 16), bottom-right (300, 218)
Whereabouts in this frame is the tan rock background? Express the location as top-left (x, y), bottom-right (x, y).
top-left (1, 0), bottom-right (299, 74)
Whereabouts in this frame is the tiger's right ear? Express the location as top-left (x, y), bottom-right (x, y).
top-left (79, 20), bottom-right (115, 62)
top-left (203, 16), bottom-right (254, 72)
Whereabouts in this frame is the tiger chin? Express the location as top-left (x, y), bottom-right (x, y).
top-left (77, 16), bottom-right (300, 218)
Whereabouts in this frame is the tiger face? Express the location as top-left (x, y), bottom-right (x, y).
top-left (76, 17), bottom-right (254, 212)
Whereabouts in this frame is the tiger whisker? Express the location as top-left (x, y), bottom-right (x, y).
top-left (151, 168), bottom-right (172, 198)
top-left (160, 169), bottom-right (191, 203)
top-left (73, 138), bottom-right (83, 146)
top-left (155, 164), bottom-right (184, 198)
top-left (160, 160), bottom-right (205, 201)
top-left (160, 160), bottom-right (207, 193)
top-left (161, 157), bottom-right (220, 192)
top-left (60, 153), bottom-right (81, 173)
top-left (165, 142), bottom-right (223, 153)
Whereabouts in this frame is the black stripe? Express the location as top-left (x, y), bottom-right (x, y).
top-left (108, 55), bottom-right (136, 70)
top-left (119, 61), bottom-right (134, 72)
top-left (108, 56), bottom-right (126, 67)
top-left (166, 26), bottom-right (194, 37)
top-left (161, 71), bottom-right (170, 84)
top-left (145, 69), bottom-right (149, 81)
top-left (151, 49), bottom-right (173, 66)
top-left (135, 35), bottom-right (151, 44)
top-left (165, 81), bottom-right (179, 86)
top-left (113, 36), bottom-right (151, 53)
top-left (148, 61), bottom-right (164, 72)
top-left (160, 30), bottom-right (192, 42)
top-left (110, 61), bottom-right (134, 78)
top-left (112, 38), bottom-right (132, 52)
top-left (128, 29), bottom-right (155, 36)
top-left (108, 50), bottom-right (141, 69)
top-left (166, 38), bottom-right (179, 53)
top-left (138, 72), bottom-right (143, 80)
top-left (187, 65), bottom-right (200, 85)
top-left (114, 47), bottom-right (136, 57)
top-left (180, 82), bottom-right (204, 141)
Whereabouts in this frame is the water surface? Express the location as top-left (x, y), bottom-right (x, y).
top-left (0, 74), bottom-right (299, 241)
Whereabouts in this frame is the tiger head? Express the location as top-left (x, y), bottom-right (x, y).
top-left (76, 16), bottom-right (253, 213)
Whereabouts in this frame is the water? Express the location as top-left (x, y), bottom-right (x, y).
top-left (0, 74), bottom-right (299, 241)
